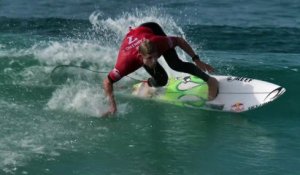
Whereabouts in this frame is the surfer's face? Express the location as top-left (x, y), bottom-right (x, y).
top-left (142, 53), bottom-right (157, 68)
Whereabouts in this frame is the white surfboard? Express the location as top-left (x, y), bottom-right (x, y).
top-left (132, 75), bottom-right (286, 113)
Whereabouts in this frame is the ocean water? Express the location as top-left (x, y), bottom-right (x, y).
top-left (0, 0), bottom-right (299, 174)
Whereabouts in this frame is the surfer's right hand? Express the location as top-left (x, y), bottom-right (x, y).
top-left (101, 104), bottom-right (117, 117)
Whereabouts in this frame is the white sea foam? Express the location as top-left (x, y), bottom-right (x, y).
top-left (291, 68), bottom-right (298, 72)
top-left (46, 81), bottom-right (130, 117)
top-left (32, 40), bottom-right (116, 66)
top-left (89, 8), bottom-right (185, 40)
top-left (0, 7), bottom-right (191, 82)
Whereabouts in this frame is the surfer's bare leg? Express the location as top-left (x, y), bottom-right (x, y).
top-left (207, 77), bottom-right (218, 100)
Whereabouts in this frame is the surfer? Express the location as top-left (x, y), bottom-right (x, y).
top-left (102, 22), bottom-right (218, 116)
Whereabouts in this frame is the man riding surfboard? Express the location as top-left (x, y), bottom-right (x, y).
top-left (102, 22), bottom-right (218, 116)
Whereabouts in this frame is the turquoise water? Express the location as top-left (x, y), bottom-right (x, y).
top-left (0, 0), bottom-right (299, 174)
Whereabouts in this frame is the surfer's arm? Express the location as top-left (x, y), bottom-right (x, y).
top-left (173, 37), bottom-right (197, 58)
top-left (102, 77), bottom-right (117, 117)
top-left (174, 37), bottom-right (214, 73)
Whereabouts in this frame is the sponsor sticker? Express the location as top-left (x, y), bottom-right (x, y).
top-left (231, 102), bottom-right (245, 112)
top-left (227, 77), bottom-right (252, 83)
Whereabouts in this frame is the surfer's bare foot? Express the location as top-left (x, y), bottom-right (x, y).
top-left (207, 77), bottom-right (218, 100)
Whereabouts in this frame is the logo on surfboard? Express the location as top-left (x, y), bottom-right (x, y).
top-left (264, 87), bottom-right (286, 102)
top-left (177, 76), bottom-right (203, 91)
top-left (227, 76), bottom-right (252, 83)
top-left (231, 102), bottom-right (245, 112)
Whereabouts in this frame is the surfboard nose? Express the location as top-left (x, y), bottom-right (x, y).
top-left (263, 86), bottom-right (286, 102)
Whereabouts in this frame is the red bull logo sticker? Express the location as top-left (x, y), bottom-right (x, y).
top-left (231, 102), bottom-right (245, 112)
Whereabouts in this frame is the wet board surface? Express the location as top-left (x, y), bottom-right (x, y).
top-left (132, 75), bottom-right (286, 112)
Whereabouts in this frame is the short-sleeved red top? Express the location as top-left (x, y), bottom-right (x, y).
top-left (108, 26), bottom-right (176, 82)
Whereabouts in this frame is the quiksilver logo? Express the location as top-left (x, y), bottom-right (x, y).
top-left (227, 76), bottom-right (252, 82)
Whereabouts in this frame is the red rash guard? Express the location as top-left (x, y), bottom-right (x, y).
top-left (108, 26), bottom-right (176, 82)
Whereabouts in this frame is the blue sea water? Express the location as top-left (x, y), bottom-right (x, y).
top-left (0, 0), bottom-right (299, 174)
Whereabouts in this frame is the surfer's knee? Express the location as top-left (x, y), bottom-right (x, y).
top-left (148, 76), bottom-right (168, 87)
top-left (168, 62), bottom-right (182, 71)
